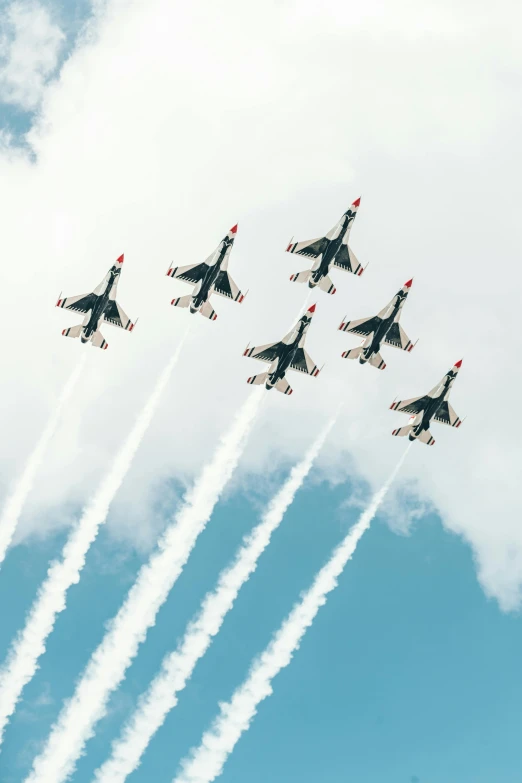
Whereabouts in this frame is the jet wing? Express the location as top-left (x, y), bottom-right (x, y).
top-left (383, 322), bottom-right (414, 352)
top-left (339, 315), bottom-right (381, 337)
top-left (286, 237), bottom-right (328, 260)
top-left (56, 293), bottom-right (97, 315)
top-left (332, 244), bottom-right (363, 276)
top-left (103, 300), bottom-right (135, 331)
top-left (166, 262), bottom-right (208, 285)
top-left (213, 271), bottom-right (245, 303)
top-left (390, 395), bottom-right (431, 415)
top-left (243, 342), bottom-right (282, 363)
top-left (433, 402), bottom-right (463, 428)
top-left (290, 348), bottom-right (321, 376)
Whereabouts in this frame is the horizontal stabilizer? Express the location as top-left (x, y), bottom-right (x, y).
top-left (91, 330), bottom-right (109, 350)
top-left (392, 425), bottom-right (412, 438)
top-left (391, 425), bottom-right (435, 445)
top-left (274, 377), bottom-right (293, 395)
top-left (417, 429), bottom-right (436, 445)
top-left (289, 270), bottom-right (311, 284)
top-left (341, 346), bottom-right (363, 360)
top-left (62, 325), bottom-right (82, 339)
top-left (199, 300), bottom-right (218, 321)
top-left (318, 274), bottom-right (336, 295)
top-left (247, 373), bottom-right (267, 386)
top-left (171, 295), bottom-right (192, 309)
top-left (368, 352), bottom-right (386, 370)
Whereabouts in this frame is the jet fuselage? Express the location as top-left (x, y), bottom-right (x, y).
top-left (81, 266), bottom-right (121, 343)
top-left (409, 370), bottom-right (457, 441)
top-left (309, 209), bottom-right (356, 288)
top-left (190, 239), bottom-right (232, 313)
top-left (266, 317), bottom-right (309, 390)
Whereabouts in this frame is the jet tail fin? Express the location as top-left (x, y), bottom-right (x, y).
top-left (247, 372), bottom-right (267, 386)
top-left (341, 346), bottom-right (363, 360)
top-left (91, 330), bottom-right (109, 350)
top-left (317, 274), bottom-right (336, 295)
top-left (289, 270), bottom-right (311, 284)
top-left (62, 325), bottom-right (82, 339)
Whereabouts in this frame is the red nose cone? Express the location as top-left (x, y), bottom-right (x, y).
top-left (352, 197), bottom-right (361, 207)
top-left (116, 254), bottom-right (124, 264)
top-left (404, 278), bottom-right (413, 288)
top-left (230, 224), bottom-right (238, 234)
top-left (454, 359), bottom-right (463, 369)
top-left (307, 304), bottom-right (316, 314)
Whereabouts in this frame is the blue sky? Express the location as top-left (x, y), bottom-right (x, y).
top-left (0, 0), bottom-right (91, 140)
top-left (2, 469), bottom-right (522, 783)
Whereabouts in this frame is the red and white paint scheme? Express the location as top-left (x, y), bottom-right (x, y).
top-left (286, 198), bottom-right (365, 294)
top-left (390, 360), bottom-right (464, 445)
top-left (166, 225), bottom-right (245, 321)
top-left (56, 254), bottom-right (135, 350)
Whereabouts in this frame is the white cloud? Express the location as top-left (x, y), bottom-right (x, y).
top-left (0, 0), bottom-right (64, 111)
top-left (0, 0), bottom-right (520, 609)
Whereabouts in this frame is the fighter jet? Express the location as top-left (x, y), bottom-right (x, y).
top-left (338, 279), bottom-right (416, 370)
top-left (166, 225), bottom-right (245, 320)
top-left (56, 254), bottom-right (135, 350)
top-left (243, 304), bottom-right (321, 395)
top-left (389, 360), bottom-right (464, 445)
top-left (285, 197), bottom-right (364, 294)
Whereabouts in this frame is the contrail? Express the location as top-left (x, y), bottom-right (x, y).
top-left (0, 358), bottom-right (85, 567)
top-left (173, 446), bottom-right (411, 783)
top-left (24, 387), bottom-right (263, 783)
top-left (0, 332), bottom-right (189, 746)
top-left (93, 414), bottom-right (337, 783)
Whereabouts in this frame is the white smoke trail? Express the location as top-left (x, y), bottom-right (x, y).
top-left (0, 358), bottom-right (85, 567)
top-left (0, 332), bottom-right (189, 746)
top-left (24, 387), bottom-right (263, 783)
top-left (173, 446), bottom-right (411, 783)
top-left (93, 414), bottom-right (337, 783)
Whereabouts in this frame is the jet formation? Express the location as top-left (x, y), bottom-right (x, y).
top-left (56, 200), bottom-right (464, 445)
